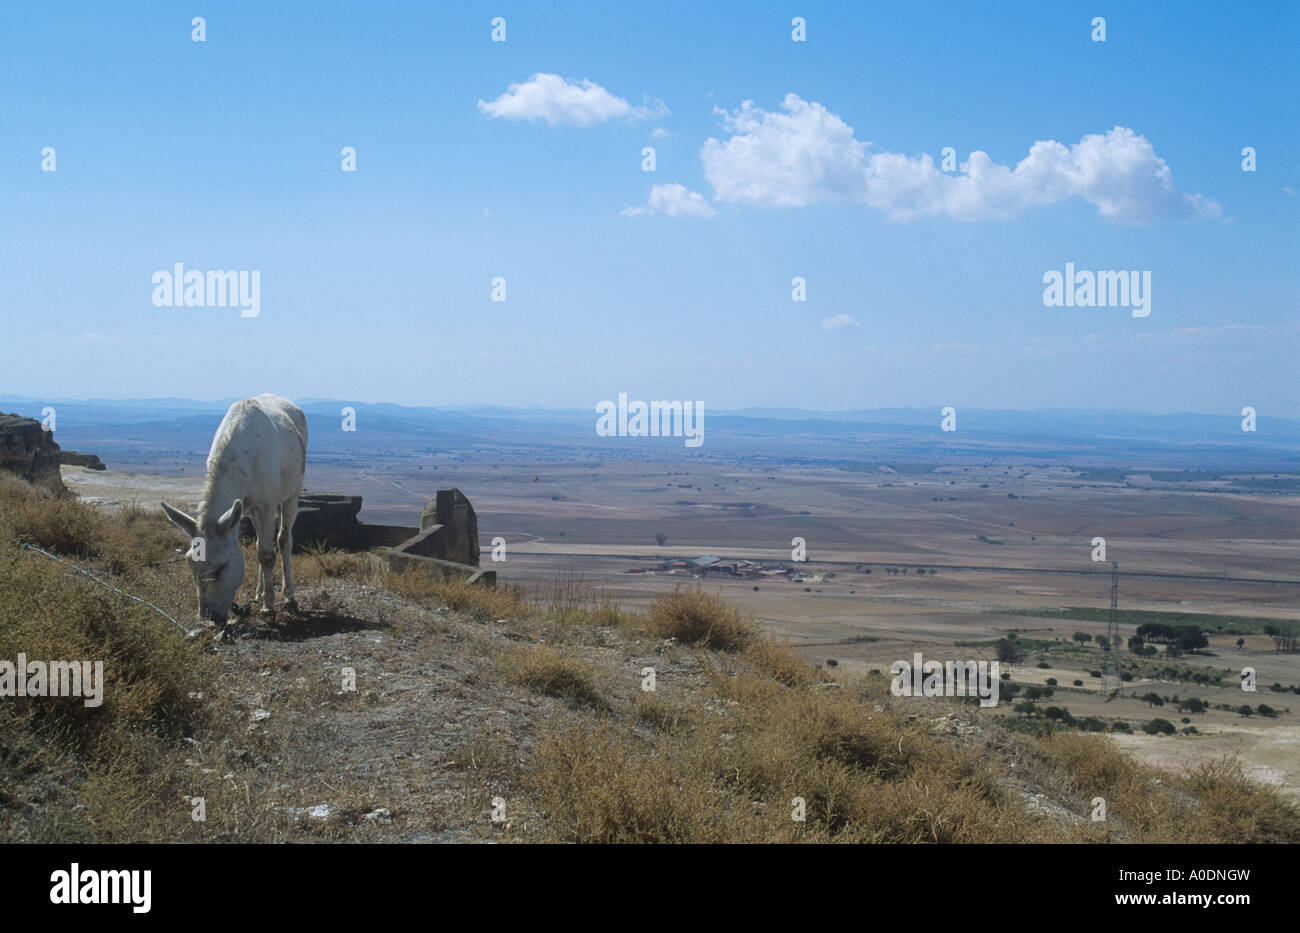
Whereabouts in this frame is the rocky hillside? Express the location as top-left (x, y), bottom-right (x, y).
top-left (0, 414), bottom-right (65, 494)
top-left (2, 471), bottom-right (1297, 844)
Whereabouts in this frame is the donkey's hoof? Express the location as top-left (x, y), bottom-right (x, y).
top-left (283, 598), bottom-right (299, 612)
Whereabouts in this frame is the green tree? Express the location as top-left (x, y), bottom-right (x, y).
top-left (1174, 629), bottom-right (1208, 653)
top-left (1142, 718), bottom-right (1176, 735)
top-left (995, 638), bottom-right (1022, 664)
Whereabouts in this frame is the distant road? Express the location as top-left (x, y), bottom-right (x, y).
top-left (511, 549), bottom-right (1300, 587)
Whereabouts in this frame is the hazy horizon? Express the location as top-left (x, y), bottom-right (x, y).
top-left (4, 392), bottom-right (1299, 423)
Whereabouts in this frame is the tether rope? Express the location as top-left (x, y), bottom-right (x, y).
top-left (15, 541), bottom-right (191, 634)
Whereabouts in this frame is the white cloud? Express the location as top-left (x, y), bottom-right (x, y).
top-left (652, 127), bottom-right (672, 139)
top-left (621, 183), bottom-right (717, 219)
top-left (820, 314), bottom-right (861, 329)
top-left (478, 73), bottom-right (667, 127)
top-left (701, 94), bottom-right (1218, 224)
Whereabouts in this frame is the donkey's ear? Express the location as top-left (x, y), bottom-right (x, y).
top-left (216, 499), bottom-right (244, 535)
top-left (161, 501), bottom-right (198, 538)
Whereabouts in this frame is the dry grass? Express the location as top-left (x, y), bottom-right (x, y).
top-left (631, 693), bottom-right (692, 733)
top-left (525, 716), bottom-right (761, 843)
top-left (1178, 758), bottom-right (1300, 842)
top-left (0, 475), bottom-right (355, 843)
top-left (523, 685), bottom-right (1042, 843)
top-left (0, 542), bottom-right (205, 747)
top-left (445, 729), bottom-right (520, 779)
top-left (646, 584), bottom-right (755, 650)
top-left (300, 542), bottom-right (378, 581)
top-left (4, 473), bottom-right (1297, 845)
top-left (1041, 732), bottom-right (1300, 842)
top-left (504, 645), bottom-right (609, 711)
top-left (533, 569), bottom-right (627, 628)
top-left (743, 635), bottom-right (817, 687)
top-left (523, 663), bottom-right (1014, 843)
top-left (386, 567), bottom-right (526, 620)
top-left (8, 487), bottom-right (102, 559)
top-left (3, 477), bottom-right (184, 578)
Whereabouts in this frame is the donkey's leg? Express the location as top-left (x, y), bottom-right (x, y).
top-left (247, 506), bottom-right (271, 605)
top-left (251, 505), bottom-right (278, 613)
top-left (278, 495), bottom-right (298, 608)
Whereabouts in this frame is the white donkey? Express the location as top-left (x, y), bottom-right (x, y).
top-left (162, 394), bottom-right (308, 627)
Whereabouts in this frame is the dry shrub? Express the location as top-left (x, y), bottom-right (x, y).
top-left (1043, 731), bottom-right (1141, 790)
top-left (521, 652), bottom-right (1300, 844)
top-left (523, 670), bottom-right (1038, 843)
top-left (1038, 733), bottom-right (1300, 842)
top-left (0, 470), bottom-right (34, 510)
top-left (718, 686), bottom-right (1035, 842)
top-left (505, 645), bottom-right (608, 711)
top-left (0, 490), bottom-right (242, 843)
top-left (525, 716), bottom-right (762, 843)
top-left (632, 694), bottom-right (691, 733)
top-left (10, 495), bottom-right (103, 558)
top-left (1176, 758), bottom-right (1300, 843)
top-left (2, 478), bottom-right (191, 580)
top-left (101, 501), bottom-right (188, 571)
top-left (0, 544), bottom-right (206, 747)
top-left (647, 584), bottom-right (754, 650)
top-left (721, 679), bottom-right (926, 789)
top-left (744, 636), bottom-right (816, 687)
top-left (1040, 732), bottom-right (1177, 836)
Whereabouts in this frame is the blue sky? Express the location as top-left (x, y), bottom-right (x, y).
top-left (2, 0), bottom-right (1296, 414)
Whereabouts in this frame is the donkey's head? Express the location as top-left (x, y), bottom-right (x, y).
top-left (161, 499), bottom-right (246, 626)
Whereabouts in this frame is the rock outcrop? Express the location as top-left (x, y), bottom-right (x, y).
top-left (59, 450), bottom-right (106, 470)
top-left (0, 413), bottom-right (66, 494)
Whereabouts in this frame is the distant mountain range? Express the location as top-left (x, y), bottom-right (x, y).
top-left (2, 395), bottom-right (1296, 470)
